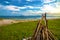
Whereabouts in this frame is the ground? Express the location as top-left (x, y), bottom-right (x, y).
top-left (0, 19), bottom-right (60, 40)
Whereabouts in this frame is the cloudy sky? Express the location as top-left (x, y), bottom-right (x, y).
top-left (0, 0), bottom-right (60, 16)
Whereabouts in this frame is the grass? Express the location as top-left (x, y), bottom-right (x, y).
top-left (0, 19), bottom-right (60, 40)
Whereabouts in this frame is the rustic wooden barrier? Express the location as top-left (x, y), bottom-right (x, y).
top-left (31, 13), bottom-right (57, 40)
top-left (23, 13), bottom-right (57, 40)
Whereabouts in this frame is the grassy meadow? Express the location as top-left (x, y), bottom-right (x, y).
top-left (0, 19), bottom-right (60, 40)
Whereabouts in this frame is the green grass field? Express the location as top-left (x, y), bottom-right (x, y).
top-left (0, 19), bottom-right (60, 40)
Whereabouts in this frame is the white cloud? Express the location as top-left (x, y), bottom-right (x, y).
top-left (41, 4), bottom-right (60, 13)
top-left (43, 0), bottom-right (56, 3)
top-left (27, 6), bottom-right (41, 9)
top-left (23, 5), bottom-right (41, 9)
top-left (4, 1), bottom-right (10, 4)
top-left (21, 10), bottom-right (42, 16)
top-left (18, 7), bottom-right (27, 9)
top-left (4, 5), bottom-right (20, 11)
top-left (56, 2), bottom-right (60, 7)
top-left (0, 5), bottom-right (21, 11)
top-left (0, 4), bottom-right (41, 12)
top-left (26, 6), bottom-right (33, 8)
top-left (0, 1), bottom-right (60, 16)
top-left (26, 0), bottom-right (31, 1)
top-left (0, 5), bottom-right (4, 8)
top-left (47, 13), bottom-right (60, 16)
top-left (26, 0), bottom-right (41, 2)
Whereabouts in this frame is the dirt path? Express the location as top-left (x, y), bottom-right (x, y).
top-left (0, 19), bottom-right (37, 26)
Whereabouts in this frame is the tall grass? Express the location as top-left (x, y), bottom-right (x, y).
top-left (0, 19), bottom-right (60, 40)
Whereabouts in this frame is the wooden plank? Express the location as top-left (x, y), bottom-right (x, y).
top-left (30, 13), bottom-right (56, 40)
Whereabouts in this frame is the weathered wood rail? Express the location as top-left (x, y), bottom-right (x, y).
top-left (31, 13), bottom-right (57, 40)
top-left (23, 13), bottom-right (57, 40)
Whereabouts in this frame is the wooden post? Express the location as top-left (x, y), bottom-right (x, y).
top-left (41, 13), bottom-right (48, 40)
top-left (31, 13), bottom-right (56, 40)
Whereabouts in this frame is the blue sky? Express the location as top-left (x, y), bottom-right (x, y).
top-left (0, 0), bottom-right (60, 16)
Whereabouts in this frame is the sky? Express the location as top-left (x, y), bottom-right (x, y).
top-left (0, 0), bottom-right (60, 16)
